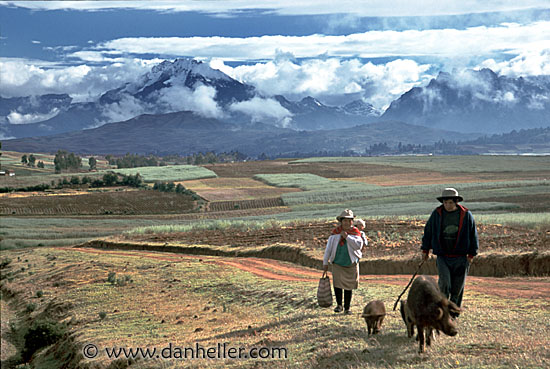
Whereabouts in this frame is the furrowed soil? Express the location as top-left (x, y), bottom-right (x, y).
top-left (204, 160), bottom-right (550, 182)
top-left (0, 190), bottom-right (197, 215)
top-left (123, 219), bottom-right (549, 256)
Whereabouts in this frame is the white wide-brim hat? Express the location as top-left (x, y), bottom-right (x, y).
top-left (437, 187), bottom-right (464, 202)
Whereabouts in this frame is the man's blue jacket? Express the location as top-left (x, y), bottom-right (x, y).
top-left (421, 204), bottom-right (479, 257)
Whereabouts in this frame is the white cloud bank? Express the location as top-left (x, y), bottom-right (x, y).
top-left (0, 58), bottom-right (155, 101)
top-left (215, 57), bottom-right (432, 109)
top-left (97, 21), bottom-right (550, 63)
top-left (6, 108), bottom-right (60, 124)
top-left (229, 97), bottom-right (293, 127)
top-left (96, 84), bottom-right (224, 125)
top-left (156, 84), bottom-right (225, 119)
top-left (479, 48), bottom-right (550, 76)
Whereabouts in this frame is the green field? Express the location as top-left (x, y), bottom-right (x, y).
top-left (0, 164), bottom-right (217, 189)
top-left (98, 164), bottom-right (218, 182)
top-left (291, 155), bottom-right (550, 172)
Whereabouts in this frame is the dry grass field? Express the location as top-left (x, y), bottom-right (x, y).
top-left (1, 154), bottom-right (549, 368)
top-left (1, 247), bottom-right (549, 369)
top-left (181, 177), bottom-right (301, 201)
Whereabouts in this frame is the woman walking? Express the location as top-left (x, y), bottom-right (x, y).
top-left (323, 209), bottom-right (364, 314)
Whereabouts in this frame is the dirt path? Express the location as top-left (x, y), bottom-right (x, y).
top-left (60, 247), bottom-right (550, 301)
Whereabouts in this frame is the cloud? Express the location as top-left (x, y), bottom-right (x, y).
top-left (527, 94), bottom-right (549, 110)
top-left (3, 1), bottom-right (549, 17)
top-left (229, 97), bottom-right (292, 126)
top-left (0, 132), bottom-right (16, 140)
top-left (95, 21), bottom-right (550, 65)
top-left (215, 57), bottom-right (432, 109)
top-left (68, 50), bottom-right (127, 63)
top-left (98, 94), bottom-right (150, 125)
top-left (416, 68), bottom-right (548, 108)
top-left (0, 58), bottom-right (155, 101)
top-left (156, 84), bottom-right (225, 119)
top-left (97, 82), bottom-right (225, 126)
top-left (479, 48), bottom-right (550, 76)
top-left (6, 108), bottom-right (60, 124)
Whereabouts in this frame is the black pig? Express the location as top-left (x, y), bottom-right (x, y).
top-left (399, 299), bottom-right (415, 338)
top-left (406, 276), bottom-right (461, 353)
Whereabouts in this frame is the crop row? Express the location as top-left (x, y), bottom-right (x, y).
top-left (207, 197), bottom-right (284, 212)
top-left (277, 179), bottom-right (549, 205)
top-left (290, 155), bottom-right (550, 173)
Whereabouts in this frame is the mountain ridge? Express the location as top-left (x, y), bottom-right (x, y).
top-left (381, 69), bottom-right (550, 134)
top-left (1, 111), bottom-right (479, 156)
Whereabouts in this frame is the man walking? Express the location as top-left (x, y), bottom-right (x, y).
top-left (421, 188), bottom-right (479, 310)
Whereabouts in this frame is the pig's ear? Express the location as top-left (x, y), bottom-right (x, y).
top-left (435, 307), bottom-right (444, 320)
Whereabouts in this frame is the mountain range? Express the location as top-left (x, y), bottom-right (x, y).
top-left (382, 69), bottom-right (550, 133)
top-left (1, 111), bottom-right (479, 156)
top-left (1, 58), bottom-right (549, 156)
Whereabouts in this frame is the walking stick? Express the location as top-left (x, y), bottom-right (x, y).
top-left (392, 258), bottom-right (426, 311)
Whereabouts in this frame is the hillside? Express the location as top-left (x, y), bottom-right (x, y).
top-left (1, 114), bottom-right (479, 156)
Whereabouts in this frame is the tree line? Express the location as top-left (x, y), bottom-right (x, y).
top-left (21, 154), bottom-right (45, 168)
top-left (0, 172), bottom-right (144, 193)
top-left (106, 151), bottom-right (250, 168)
top-left (152, 181), bottom-right (201, 200)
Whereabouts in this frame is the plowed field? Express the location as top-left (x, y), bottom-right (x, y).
top-left (181, 177), bottom-right (301, 201)
top-left (123, 219), bottom-right (550, 256)
top-left (204, 160), bottom-right (550, 183)
top-left (0, 190), bottom-right (197, 215)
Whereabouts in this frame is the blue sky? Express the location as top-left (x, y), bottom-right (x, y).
top-left (1, 1), bottom-right (549, 110)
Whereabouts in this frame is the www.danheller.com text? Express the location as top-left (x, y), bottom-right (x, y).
top-left (82, 342), bottom-right (288, 360)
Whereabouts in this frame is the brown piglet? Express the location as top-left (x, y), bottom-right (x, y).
top-left (361, 300), bottom-right (386, 335)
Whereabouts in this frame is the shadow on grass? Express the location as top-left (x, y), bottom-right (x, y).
top-left (196, 313), bottom-right (319, 342)
top-left (312, 330), bottom-right (428, 368)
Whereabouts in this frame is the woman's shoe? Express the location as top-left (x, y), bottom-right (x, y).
top-left (344, 309), bottom-right (351, 315)
top-left (334, 305), bottom-right (343, 313)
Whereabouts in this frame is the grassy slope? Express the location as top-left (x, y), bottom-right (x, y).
top-left (1, 247), bottom-right (549, 368)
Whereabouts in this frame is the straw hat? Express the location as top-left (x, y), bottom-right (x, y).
top-left (437, 188), bottom-right (464, 202)
top-left (336, 209), bottom-right (355, 221)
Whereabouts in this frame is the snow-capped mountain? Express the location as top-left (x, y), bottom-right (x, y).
top-left (2, 60), bottom-right (549, 143)
top-left (381, 69), bottom-right (550, 134)
top-left (100, 58), bottom-right (255, 106)
top-left (341, 100), bottom-right (381, 116)
top-left (273, 95), bottom-right (379, 130)
top-left (0, 58), bottom-right (381, 138)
